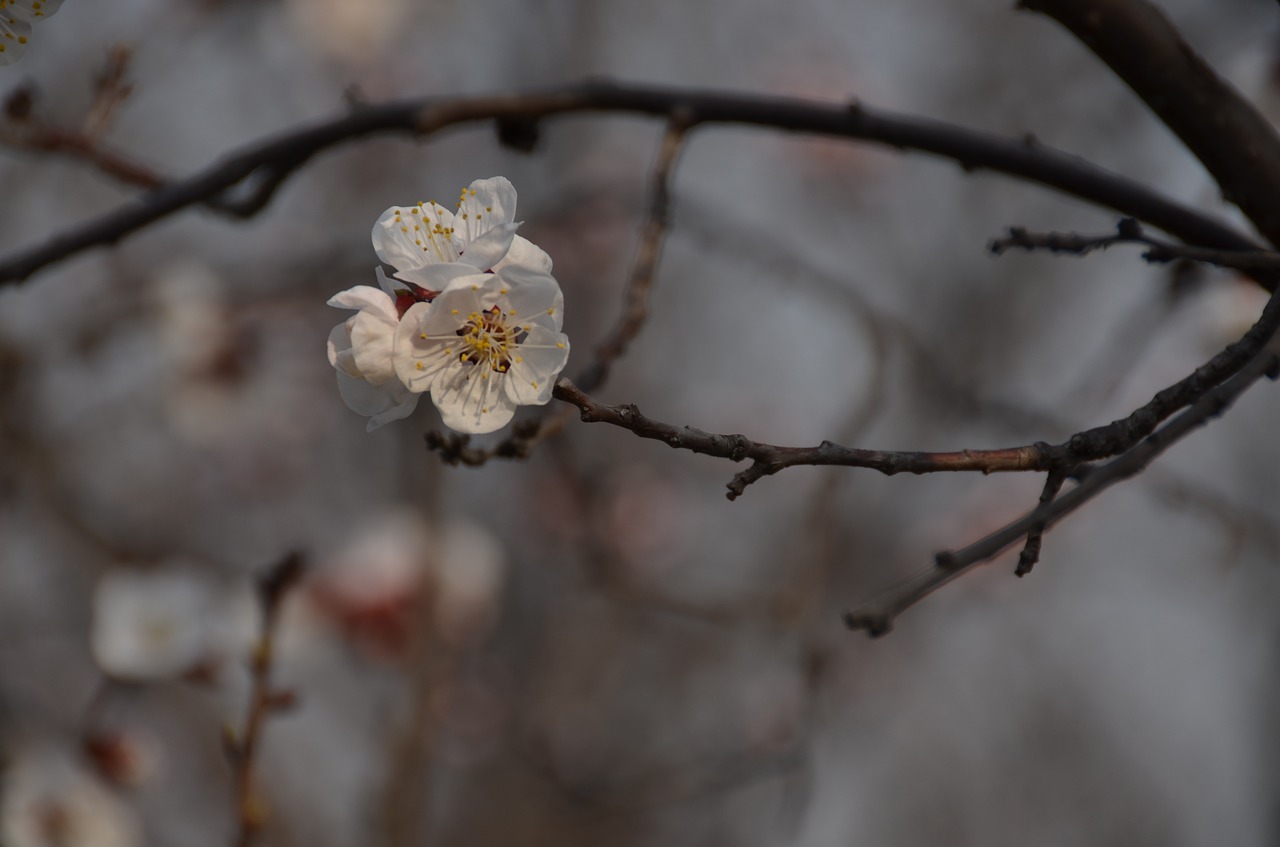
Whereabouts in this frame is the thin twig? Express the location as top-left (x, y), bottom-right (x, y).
top-left (0, 81), bottom-right (1264, 286)
top-left (1016, 470), bottom-right (1065, 577)
top-left (844, 347), bottom-right (1280, 637)
top-left (991, 219), bottom-right (1280, 273)
top-left (226, 552), bottom-right (306, 847)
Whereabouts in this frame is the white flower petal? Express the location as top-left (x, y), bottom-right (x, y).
top-left (457, 222), bottom-right (518, 272)
top-left (349, 308), bottom-right (398, 385)
top-left (327, 320), bottom-right (362, 377)
top-left (432, 363), bottom-right (518, 434)
top-left (504, 325), bottom-right (569, 406)
top-left (372, 203), bottom-right (459, 271)
top-left (391, 260), bottom-right (482, 290)
top-left (493, 234), bottom-right (553, 274)
top-left (327, 285), bottom-right (397, 318)
top-left (497, 264), bottom-right (563, 327)
top-left (455, 176), bottom-right (517, 244)
top-left (336, 369), bottom-right (418, 428)
top-left (0, 13), bottom-right (31, 65)
top-left (6, 0), bottom-right (63, 19)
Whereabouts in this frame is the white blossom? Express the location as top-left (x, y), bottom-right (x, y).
top-left (90, 566), bottom-right (219, 681)
top-left (371, 176), bottom-right (552, 287)
top-left (393, 264), bottom-right (569, 434)
top-left (330, 176), bottom-right (564, 432)
top-left (326, 275), bottom-right (420, 431)
top-left (0, 0), bottom-right (63, 65)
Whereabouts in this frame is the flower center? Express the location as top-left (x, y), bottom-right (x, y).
top-left (456, 306), bottom-right (527, 373)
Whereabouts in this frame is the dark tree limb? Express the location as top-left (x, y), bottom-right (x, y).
top-left (1021, 0), bottom-right (1280, 248)
top-left (0, 80), bottom-right (1265, 286)
top-left (846, 345), bottom-right (1280, 637)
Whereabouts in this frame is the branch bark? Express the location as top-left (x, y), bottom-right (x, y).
top-left (1022, 0), bottom-right (1280, 247)
top-left (0, 80), bottom-right (1264, 287)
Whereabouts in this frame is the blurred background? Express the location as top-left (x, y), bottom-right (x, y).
top-left (0, 0), bottom-right (1278, 844)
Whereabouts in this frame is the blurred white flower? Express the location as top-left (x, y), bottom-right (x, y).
top-left (0, 0), bottom-right (63, 66)
top-left (90, 567), bottom-right (219, 681)
top-left (308, 510), bottom-right (506, 657)
top-left (393, 266), bottom-right (570, 434)
top-left (327, 279), bottom-right (420, 432)
top-left (0, 752), bottom-right (140, 847)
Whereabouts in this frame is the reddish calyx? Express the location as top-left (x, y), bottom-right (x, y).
top-left (393, 281), bottom-right (441, 318)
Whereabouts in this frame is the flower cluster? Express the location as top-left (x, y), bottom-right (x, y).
top-left (328, 177), bottom-right (570, 434)
top-left (0, 0), bottom-right (63, 65)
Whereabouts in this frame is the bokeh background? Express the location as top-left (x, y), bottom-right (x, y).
top-left (0, 0), bottom-right (1278, 844)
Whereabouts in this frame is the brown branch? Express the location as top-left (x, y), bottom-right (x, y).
top-left (0, 80), bottom-right (1265, 287)
top-left (845, 346), bottom-right (1280, 637)
top-left (1020, 0), bottom-right (1280, 248)
top-left (1, 122), bottom-right (165, 190)
top-left (992, 219), bottom-right (1280, 273)
top-left (225, 552), bottom-right (305, 847)
top-left (425, 114), bottom-right (692, 465)
top-left (552, 378), bottom-right (1056, 500)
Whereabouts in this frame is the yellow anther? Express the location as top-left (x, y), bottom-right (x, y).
top-left (555, 342), bottom-right (565, 349)
top-left (531, 380), bottom-right (539, 388)
top-left (415, 362), bottom-right (424, 370)
top-left (547, 308), bottom-right (555, 315)
top-left (450, 309), bottom-right (459, 315)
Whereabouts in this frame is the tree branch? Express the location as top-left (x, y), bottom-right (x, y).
top-left (1021, 0), bottom-right (1280, 248)
top-left (991, 218), bottom-right (1280, 273)
top-left (844, 345), bottom-right (1280, 637)
top-left (0, 80), bottom-right (1264, 286)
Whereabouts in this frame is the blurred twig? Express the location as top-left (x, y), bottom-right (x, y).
top-left (0, 80), bottom-right (1265, 287)
top-left (226, 552), bottom-right (305, 847)
top-left (0, 46), bottom-right (159, 190)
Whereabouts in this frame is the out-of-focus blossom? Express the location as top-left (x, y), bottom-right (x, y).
top-left (327, 281), bottom-right (420, 432)
top-left (284, 0), bottom-right (409, 65)
top-left (0, 0), bottom-right (62, 66)
top-left (0, 752), bottom-right (140, 847)
top-left (308, 510), bottom-right (432, 660)
top-left (90, 566), bottom-right (221, 681)
top-left (307, 510), bottom-right (506, 658)
top-left (393, 266), bottom-right (570, 434)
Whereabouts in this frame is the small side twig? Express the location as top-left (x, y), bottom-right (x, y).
top-left (1015, 470), bottom-right (1065, 577)
top-left (225, 552), bottom-right (306, 847)
top-left (991, 219), bottom-right (1280, 273)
